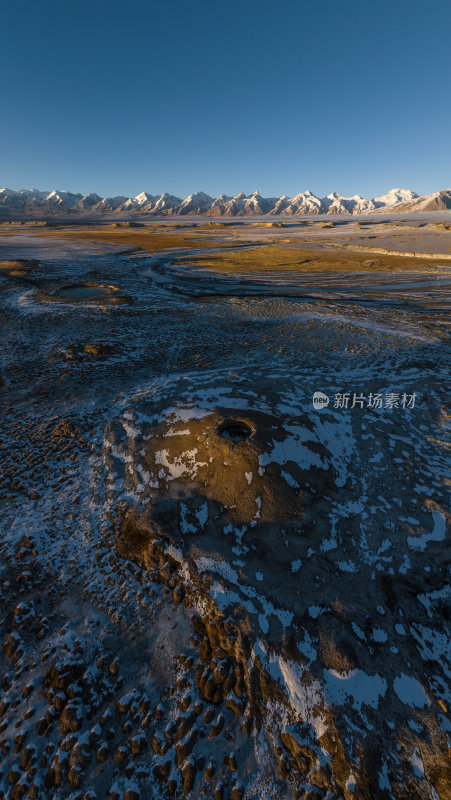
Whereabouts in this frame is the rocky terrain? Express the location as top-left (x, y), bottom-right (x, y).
top-left (0, 220), bottom-right (450, 800)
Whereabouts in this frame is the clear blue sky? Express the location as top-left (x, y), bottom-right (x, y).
top-left (2, 0), bottom-right (450, 199)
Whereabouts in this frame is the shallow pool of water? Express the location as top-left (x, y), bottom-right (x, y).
top-left (54, 285), bottom-right (111, 299)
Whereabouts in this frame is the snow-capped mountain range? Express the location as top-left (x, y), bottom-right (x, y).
top-left (1, 186), bottom-right (450, 218)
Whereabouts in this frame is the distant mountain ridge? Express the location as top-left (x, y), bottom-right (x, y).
top-left (1, 186), bottom-right (449, 218)
top-left (374, 189), bottom-right (451, 214)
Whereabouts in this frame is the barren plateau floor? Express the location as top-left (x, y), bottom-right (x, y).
top-left (0, 217), bottom-right (450, 800)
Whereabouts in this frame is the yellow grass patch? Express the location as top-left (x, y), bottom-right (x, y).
top-left (175, 244), bottom-right (451, 273)
top-left (0, 225), bottom-right (228, 253)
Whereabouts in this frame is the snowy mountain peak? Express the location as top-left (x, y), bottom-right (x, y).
top-left (134, 191), bottom-right (157, 204)
top-left (184, 191), bottom-right (213, 202)
top-left (1, 185), bottom-right (443, 217)
top-left (373, 188), bottom-right (418, 206)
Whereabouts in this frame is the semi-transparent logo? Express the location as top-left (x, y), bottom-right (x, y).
top-left (312, 391), bottom-right (330, 410)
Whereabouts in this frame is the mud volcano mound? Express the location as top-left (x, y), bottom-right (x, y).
top-left (102, 396), bottom-right (450, 799)
top-left (105, 404), bottom-right (305, 537)
top-left (0, 258), bottom-right (40, 270)
top-left (64, 342), bottom-right (116, 360)
top-left (38, 281), bottom-right (130, 304)
top-left (0, 258), bottom-right (40, 277)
